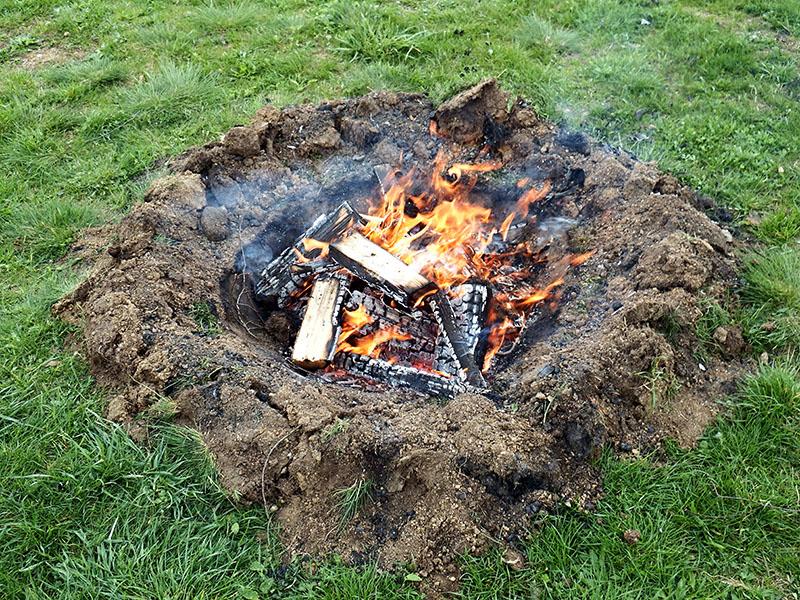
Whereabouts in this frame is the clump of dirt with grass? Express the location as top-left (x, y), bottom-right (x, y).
top-left (55, 81), bottom-right (748, 592)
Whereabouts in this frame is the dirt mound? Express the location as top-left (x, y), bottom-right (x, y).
top-left (55, 81), bottom-right (745, 593)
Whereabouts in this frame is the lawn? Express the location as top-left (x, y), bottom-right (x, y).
top-left (1, 0), bottom-right (798, 598)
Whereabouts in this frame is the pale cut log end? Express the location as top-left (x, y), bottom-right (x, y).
top-left (291, 277), bottom-right (346, 369)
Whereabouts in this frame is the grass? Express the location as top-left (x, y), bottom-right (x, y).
top-left (333, 478), bottom-right (373, 531)
top-left (743, 249), bottom-right (800, 351)
top-left (640, 356), bottom-right (681, 412)
top-left (189, 300), bottom-right (221, 336)
top-left (321, 417), bottom-right (349, 444)
top-left (1, 0), bottom-right (798, 597)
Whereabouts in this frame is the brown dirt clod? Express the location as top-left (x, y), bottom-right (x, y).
top-left (623, 529), bottom-right (641, 545)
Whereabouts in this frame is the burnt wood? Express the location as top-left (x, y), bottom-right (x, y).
top-left (329, 232), bottom-right (437, 307)
top-left (428, 291), bottom-right (486, 387)
top-left (334, 352), bottom-right (465, 397)
top-left (434, 331), bottom-right (459, 377)
top-left (373, 164), bottom-right (400, 197)
top-left (451, 282), bottom-right (491, 366)
top-left (255, 202), bottom-right (361, 302)
top-left (345, 290), bottom-right (437, 353)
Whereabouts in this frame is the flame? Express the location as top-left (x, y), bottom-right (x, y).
top-left (570, 250), bottom-right (595, 266)
top-left (340, 305), bottom-right (373, 334)
top-left (353, 151), bottom-right (593, 371)
top-left (499, 211), bottom-right (516, 242)
top-left (337, 305), bottom-right (411, 359)
top-left (482, 316), bottom-right (516, 372)
top-left (515, 180), bottom-right (551, 214)
top-left (496, 277), bottom-right (565, 311)
top-left (339, 326), bottom-right (412, 359)
top-left (302, 237), bottom-right (330, 258)
top-left (315, 150), bottom-right (593, 374)
top-left (362, 150), bottom-right (501, 287)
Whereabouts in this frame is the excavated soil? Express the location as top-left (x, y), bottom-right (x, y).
top-left (55, 81), bottom-right (747, 593)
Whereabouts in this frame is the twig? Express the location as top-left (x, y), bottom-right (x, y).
top-left (260, 426), bottom-right (299, 518)
top-left (235, 213), bottom-right (260, 338)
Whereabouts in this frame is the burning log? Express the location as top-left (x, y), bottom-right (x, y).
top-left (428, 291), bottom-right (486, 387)
top-left (329, 232), bottom-right (437, 307)
top-left (451, 282), bottom-right (491, 364)
top-left (334, 352), bottom-right (465, 397)
top-left (256, 202), bottom-right (361, 302)
top-left (433, 336), bottom-right (459, 377)
top-left (291, 277), bottom-right (348, 369)
top-left (345, 290), bottom-right (437, 353)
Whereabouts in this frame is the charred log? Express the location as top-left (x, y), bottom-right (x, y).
top-left (345, 290), bottom-right (437, 353)
top-left (433, 334), bottom-right (460, 377)
top-left (334, 352), bottom-right (465, 397)
top-left (451, 282), bottom-right (491, 366)
top-left (255, 202), bottom-right (361, 302)
top-left (428, 291), bottom-right (486, 387)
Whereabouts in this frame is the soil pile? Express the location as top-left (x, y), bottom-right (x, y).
top-left (55, 80), bottom-right (745, 592)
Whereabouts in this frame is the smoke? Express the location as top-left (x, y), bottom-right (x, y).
top-left (219, 156), bottom-right (381, 277)
top-left (234, 236), bottom-right (273, 275)
top-left (535, 216), bottom-right (577, 247)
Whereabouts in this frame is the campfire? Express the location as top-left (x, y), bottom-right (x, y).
top-left (255, 150), bottom-right (592, 396)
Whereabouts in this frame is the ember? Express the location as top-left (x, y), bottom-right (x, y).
top-left (256, 150), bottom-right (591, 394)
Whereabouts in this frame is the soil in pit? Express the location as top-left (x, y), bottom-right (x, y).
top-left (55, 80), bottom-right (748, 594)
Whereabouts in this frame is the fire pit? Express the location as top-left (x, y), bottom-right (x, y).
top-left (257, 150), bottom-right (592, 396)
top-left (55, 80), bottom-right (745, 587)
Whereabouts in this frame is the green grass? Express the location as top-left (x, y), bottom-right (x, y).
top-left (1, 0), bottom-right (799, 597)
top-left (640, 356), bottom-right (681, 412)
top-left (189, 300), bottom-right (221, 336)
top-left (333, 478), bottom-right (373, 531)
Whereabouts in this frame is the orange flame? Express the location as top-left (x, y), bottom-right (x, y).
top-left (570, 250), bottom-right (595, 266)
top-left (354, 152), bottom-right (595, 372)
top-left (339, 326), bottom-right (412, 359)
top-left (337, 305), bottom-right (411, 359)
top-left (482, 317), bottom-right (516, 372)
top-left (302, 237), bottom-right (330, 258)
top-left (340, 305), bottom-right (373, 333)
top-left (515, 180), bottom-right (551, 214)
top-left (328, 151), bottom-right (592, 374)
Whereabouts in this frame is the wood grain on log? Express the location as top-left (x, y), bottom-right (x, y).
top-left (329, 232), bottom-right (437, 307)
top-left (291, 277), bottom-right (347, 369)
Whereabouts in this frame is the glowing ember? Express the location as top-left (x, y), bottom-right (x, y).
top-left (338, 304), bottom-right (411, 360)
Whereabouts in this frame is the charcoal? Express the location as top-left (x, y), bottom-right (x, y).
top-left (345, 289), bottom-right (436, 344)
top-left (255, 202), bottom-right (361, 303)
top-left (334, 352), bottom-right (466, 397)
top-left (451, 282), bottom-right (491, 365)
top-left (428, 291), bottom-right (486, 387)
